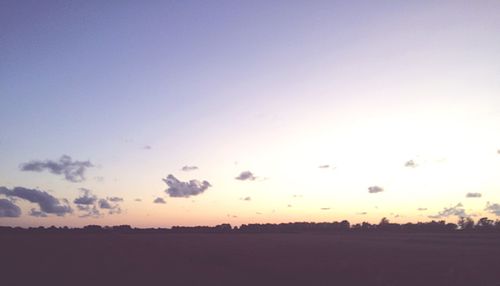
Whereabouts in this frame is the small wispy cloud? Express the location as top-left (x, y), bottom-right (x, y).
top-left (20, 155), bottom-right (94, 182)
top-left (181, 166), bottom-right (199, 172)
top-left (29, 208), bottom-right (48, 217)
top-left (102, 198), bottom-right (121, 214)
top-left (107, 197), bottom-right (124, 202)
top-left (74, 189), bottom-right (121, 217)
top-left (235, 171), bottom-right (257, 181)
top-left (74, 188), bottom-right (97, 205)
top-left (77, 205), bottom-right (100, 218)
top-left (466, 192), bottom-right (482, 198)
top-left (417, 207), bottom-right (427, 211)
top-left (98, 199), bottom-right (112, 209)
top-left (429, 203), bottom-right (467, 219)
top-left (153, 197), bottom-right (166, 204)
top-left (368, 186), bottom-right (384, 194)
top-left (404, 160), bottom-right (417, 168)
top-left (485, 202), bottom-right (500, 216)
top-left (241, 196), bottom-right (251, 201)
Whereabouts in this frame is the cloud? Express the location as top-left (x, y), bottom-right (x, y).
top-left (466, 192), bottom-right (482, 198)
top-left (181, 166), bottom-right (199, 172)
top-left (143, 145), bottom-right (152, 150)
top-left (73, 188), bottom-right (97, 205)
top-left (405, 160), bottom-right (417, 168)
top-left (98, 198), bottom-right (121, 214)
top-left (485, 202), bottom-right (500, 216)
top-left (107, 197), bottom-right (123, 202)
top-left (242, 196), bottom-right (251, 201)
top-left (153, 197), bottom-right (166, 204)
top-left (29, 208), bottom-right (48, 217)
top-left (0, 186), bottom-right (72, 216)
top-left (318, 165), bottom-right (330, 169)
top-left (77, 205), bottom-right (101, 218)
top-left (428, 203), bottom-right (467, 219)
top-left (162, 174), bottom-right (211, 198)
top-left (134, 198), bottom-right (142, 202)
top-left (77, 204), bottom-right (90, 211)
top-left (0, 199), bottom-right (21, 217)
top-left (98, 199), bottom-right (112, 209)
top-left (74, 189), bottom-right (121, 217)
top-left (74, 188), bottom-right (101, 218)
top-left (320, 207), bottom-right (331, 210)
top-left (235, 171), bottom-right (256, 181)
top-left (20, 155), bottom-right (93, 182)
top-left (417, 208), bottom-right (427, 211)
top-left (368, 186), bottom-right (384, 194)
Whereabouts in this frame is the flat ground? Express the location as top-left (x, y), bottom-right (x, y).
top-left (1, 232), bottom-right (499, 286)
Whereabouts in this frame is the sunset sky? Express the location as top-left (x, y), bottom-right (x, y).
top-left (1, 0), bottom-right (500, 227)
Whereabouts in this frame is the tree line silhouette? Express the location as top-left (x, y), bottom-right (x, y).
top-left (2, 217), bottom-right (500, 234)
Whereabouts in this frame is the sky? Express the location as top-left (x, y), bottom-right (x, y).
top-left (1, 0), bottom-right (500, 227)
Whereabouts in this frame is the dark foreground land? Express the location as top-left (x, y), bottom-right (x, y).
top-left (1, 232), bottom-right (500, 286)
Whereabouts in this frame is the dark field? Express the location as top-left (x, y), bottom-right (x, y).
top-left (1, 232), bottom-right (500, 286)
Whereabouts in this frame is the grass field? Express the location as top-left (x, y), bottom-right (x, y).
top-left (1, 232), bottom-right (499, 286)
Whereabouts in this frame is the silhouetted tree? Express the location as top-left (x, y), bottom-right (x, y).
top-left (361, 222), bottom-right (374, 231)
top-left (339, 220), bottom-right (350, 230)
top-left (214, 224), bottom-right (232, 233)
top-left (445, 223), bottom-right (458, 232)
top-left (2, 217), bottom-right (500, 235)
top-left (495, 220), bottom-right (500, 231)
top-left (379, 217), bottom-right (389, 226)
top-left (112, 225), bottom-right (132, 233)
top-left (83, 225), bottom-right (103, 233)
top-left (457, 217), bottom-right (475, 231)
top-left (476, 217), bottom-right (494, 231)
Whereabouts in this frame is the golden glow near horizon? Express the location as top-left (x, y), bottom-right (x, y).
top-left (2, 98), bottom-right (499, 227)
